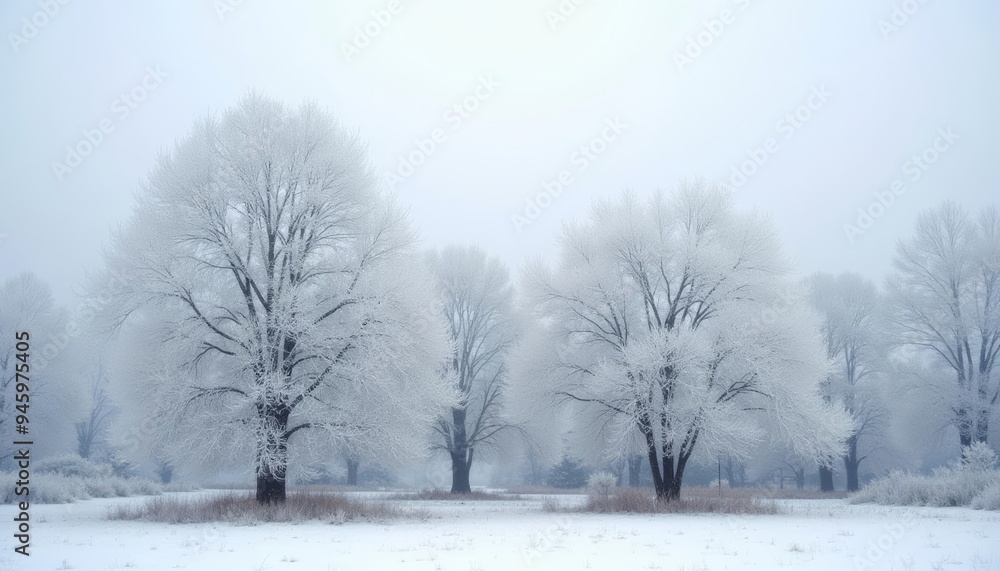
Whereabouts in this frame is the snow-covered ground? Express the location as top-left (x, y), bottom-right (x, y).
top-left (2, 491), bottom-right (998, 570)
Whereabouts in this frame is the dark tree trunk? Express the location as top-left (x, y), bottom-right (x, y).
top-left (627, 455), bottom-right (643, 487)
top-left (255, 406), bottom-right (289, 505)
top-left (449, 407), bottom-right (473, 494)
top-left (157, 462), bottom-right (173, 485)
top-left (639, 422), bottom-right (693, 501)
top-left (346, 458), bottom-right (359, 486)
top-left (794, 467), bottom-right (805, 490)
top-left (958, 406), bottom-right (973, 449)
top-left (819, 465), bottom-right (835, 492)
top-left (257, 469), bottom-right (285, 504)
top-left (843, 434), bottom-right (861, 492)
top-left (450, 451), bottom-right (472, 493)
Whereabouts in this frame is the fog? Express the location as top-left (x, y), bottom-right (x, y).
top-left (2, 0), bottom-right (997, 302)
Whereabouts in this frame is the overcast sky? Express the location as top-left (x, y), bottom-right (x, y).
top-left (1, 0), bottom-right (997, 303)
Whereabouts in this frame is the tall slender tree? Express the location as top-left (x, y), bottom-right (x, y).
top-left (808, 272), bottom-right (887, 491)
top-left (427, 246), bottom-right (519, 493)
top-left (887, 202), bottom-right (1000, 450)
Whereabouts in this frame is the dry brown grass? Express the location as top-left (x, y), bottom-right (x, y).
top-left (578, 487), bottom-right (780, 515)
top-left (682, 486), bottom-right (850, 501)
top-left (509, 484), bottom-right (846, 500)
top-left (106, 491), bottom-right (423, 524)
top-left (387, 489), bottom-right (522, 501)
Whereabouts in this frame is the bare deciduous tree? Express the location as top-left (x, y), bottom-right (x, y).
top-left (808, 272), bottom-right (888, 491)
top-left (426, 246), bottom-right (519, 493)
top-left (75, 362), bottom-right (113, 459)
top-left (888, 202), bottom-right (1000, 451)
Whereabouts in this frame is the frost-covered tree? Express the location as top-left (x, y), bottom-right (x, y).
top-left (524, 184), bottom-right (850, 501)
top-left (808, 272), bottom-right (888, 491)
top-left (887, 202), bottom-right (1000, 450)
top-left (0, 273), bottom-right (77, 467)
top-left (426, 246), bottom-right (519, 493)
top-left (101, 94), bottom-right (452, 503)
top-left (75, 362), bottom-right (113, 459)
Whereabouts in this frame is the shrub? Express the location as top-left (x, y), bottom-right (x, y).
top-left (970, 481), bottom-right (1000, 511)
top-left (107, 492), bottom-right (419, 524)
top-left (586, 471), bottom-right (617, 503)
top-left (850, 467), bottom-right (1000, 509)
top-left (2, 473), bottom-right (91, 504)
top-left (960, 442), bottom-right (998, 472)
top-left (1, 459), bottom-right (164, 504)
top-left (35, 455), bottom-right (114, 479)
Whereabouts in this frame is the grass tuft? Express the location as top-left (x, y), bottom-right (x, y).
top-left (387, 488), bottom-right (521, 501)
top-left (106, 491), bottom-right (423, 524)
top-left (578, 487), bottom-right (780, 515)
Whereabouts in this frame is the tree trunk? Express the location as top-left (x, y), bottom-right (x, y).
top-left (794, 467), bottom-right (805, 490)
top-left (843, 434), bottom-right (860, 492)
top-left (958, 406), bottom-right (974, 449)
top-left (346, 458), bottom-right (359, 486)
top-left (640, 421), bottom-right (691, 502)
top-left (449, 407), bottom-right (473, 494)
top-left (450, 451), bottom-right (472, 493)
top-left (724, 457), bottom-right (735, 488)
top-left (157, 462), bottom-right (173, 485)
top-left (255, 407), bottom-right (289, 505)
top-left (724, 457), bottom-right (745, 488)
top-left (257, 464), bottom-right (286, 504)
top-left (627, 455), bottom-right (643, 487)
top-left (819, 465), bottom-right (834, 492)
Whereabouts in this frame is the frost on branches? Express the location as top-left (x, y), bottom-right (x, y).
top-left (887, 202), bottom-right (1000, 450)
top-left (101, 95), bottom-right (452, 504)
top-left (426, 246), bottom-right (519, 493)
top-left (524, 183), bottom-right (850, 501)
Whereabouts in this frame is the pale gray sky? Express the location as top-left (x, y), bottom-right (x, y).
top-left (1, 0), bottom-right (997, 303)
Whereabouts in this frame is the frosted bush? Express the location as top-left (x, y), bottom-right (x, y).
top-left (960, 442), bottom-right (998, 472)
top-left (1, 473), bottom-right (91, 504)
top-left (35, 455), bottom-right (115, 479)
top-left (1, 466), bottom-right (163, 504)
top-left (83, 477), bottom-right (119, 498)
top-left (970, 481), bottom-right (1000, 511)
top-left (586, 471), bottom-right (617, 502)
top-left (851, 466), bottom-right (1000, 509)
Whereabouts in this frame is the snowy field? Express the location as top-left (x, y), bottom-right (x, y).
top-left (2, 492), bottom-right (998, 571)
